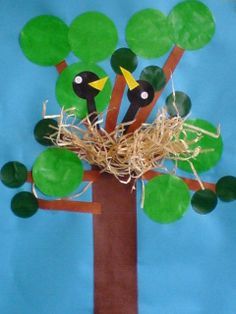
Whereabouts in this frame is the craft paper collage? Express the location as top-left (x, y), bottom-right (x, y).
top-left (0, 0), bottom-right (236, 313)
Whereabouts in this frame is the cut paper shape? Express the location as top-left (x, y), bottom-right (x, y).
top-left (191, 189), bottom-right (218, 214)
top-left (111, 48), bottom-right (138, 74)
top-left (165, 91), bottom-right (191, 117)
top-left (56, 62), bottom-right (111, 119)
top-left (73, 72), bottom-right (101, 99)
top-left (19, 15), bottom-right (70, 66)
top-left (177, 119), bottom-right (223, 173)
top-left (216, 176), bottom-right (236, 202)
top-left (105, 75), bottom-right (127, 132)
top-left (32, 148), bottom-right (83, 197)
top-left (68, 12), bottom-right (118, 63)
top-left (2, 4), bottom-right (234, 313)
top-left (122, 79), bottom-right (154, 132)
top-left (73, 71), bottom-right (108, 125)
top-left (144, 174), bottom-right (190, 223)
top-left (11, 192), bottom-right (39, 218)
top-left (126, 9), bottom-right (173, 58)
top-left (34, 118), bottom-right (58, 146)
top-left (168, 0), bottom-right (215, 50)
top-left (128, 46), bottom-right (185, 132)
top-left (0, 161), bottom-right (27, 188)
top-left (88, 77), bottom-right (108, 91)
top-left (120, 67), bottom-right (139, 91)
top-left (143, 170), bottom-right (216, 192)
top-left (140, 66), bottom-right (166, 92)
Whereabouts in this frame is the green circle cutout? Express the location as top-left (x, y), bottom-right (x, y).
top-left (168, 0), bottom-right (215, 50)
top-left (32, 148), bottom-right (83, 197)
top-left (126, 9), bottom-right (173, 58)
top-left (216, 176), bottom-right (236, 202)
top-left (110, 48), bottom-right (138, 74)
top-left (177, 119), bottom-right (223, 173)
top-left (34, 118), bottom-right (58, 146)
top-left (68, 12), bottom-right (118, 63)
top-left (56, 62), bottom-right (111, 119)
top-left (11, 192), bottom-right (38, 218)
top-left (191, 189), bottom-right (217, 214)
top-left (144, 174), bottom-right (190, 224)
top-left (20, 15), bottom-right (70, 66)
top-left (165, 91), bottom-right (191, 117)
top-left (0, 161), bottom-right (27, 188)
top-left (140, 66), bottom-right (166, 91)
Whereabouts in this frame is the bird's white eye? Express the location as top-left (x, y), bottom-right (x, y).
top-left (141, 91), bottom-right (149, 100)
top-left (74, 76), bottom-right (83, 84)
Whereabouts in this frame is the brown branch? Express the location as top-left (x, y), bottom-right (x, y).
top-left (39, 199), bottom-right (101, 214)
top-left (105, 75), bottom-right (126, 132)
top-left (142, 170), bottom-right (216, 192)
top-left (128, 46), bottom-right (185, 133)
top-left (27, 170), bottom-right (100, 183)
top-left (55, 60), bottom-right (68, 74)
top-left (26, 170), bottom-right (101, 214)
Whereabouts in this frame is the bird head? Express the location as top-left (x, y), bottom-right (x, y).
top-left (73, 71), bottom-right (108, 99)
top-left (120, 67), bottom-right (154, 107)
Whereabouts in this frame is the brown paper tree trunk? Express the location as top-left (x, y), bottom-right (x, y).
top-left (93, 173), bottom-right (138, 314)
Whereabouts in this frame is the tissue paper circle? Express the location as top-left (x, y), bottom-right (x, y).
top-left (191, 189), bottom-right (218, 214)
top-left (140, 66), bottom-right (166, 91)
top-left (177, 119), bottom-right (223, 173)
top-left (11, 192), bottom-right (38, 218)
top-left (69, 12), bottom-right (118, 62)
top-left (34, 119), bottom-right (58, 146)
top-left (32, 148), bottom-right (83, 197)
top-left (111, 48), bottom-right (138, 74)
top-left (20, 15), bottom-right (70, 66)
top-left (0, 161), bottom-right (27, 188)
top-left (216, 176), bottom-right (236, 202)
top-left (126, 9), bottom-right (173, 58)
top-left (144, 174), bottom-right (190, 223)
top-left (165, 91), bottom-right (191, 117)
top-left (168, 0), bottom-right (215, 50)
top-left (56, 62), bottom-right (111, 119)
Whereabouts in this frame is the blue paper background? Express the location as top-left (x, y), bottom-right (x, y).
top-left (0, 0), bottom-right (236, 313)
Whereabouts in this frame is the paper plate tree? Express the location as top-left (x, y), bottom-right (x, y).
top-left (1, 1), bottom-right (236, 313)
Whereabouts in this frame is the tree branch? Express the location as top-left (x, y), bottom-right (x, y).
top-left (142, 170), bottom-right (216, 192)
top-left (27, 170), bottom-right (100, 183)
top-left (55, 60), bottom-right (68, 74)
top-left (105, 75), bottom-right (126, 132)
top-left (128, 46), bottom-right (185, 133)
top-left (39, 199), bottom-right (101, 214)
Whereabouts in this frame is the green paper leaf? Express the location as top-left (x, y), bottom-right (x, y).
top-left (56, 62), bottom-right (112, 119)
top-left (177, 119), bottom-right (223, 173)
top-left (110, 48), bottom-right (138, 74)
top-left (68, 12), bottom-right (118, 63)
top-left (165, 91), bottom-right (191, 117)
top-left (126, 9), bottom-right (173, 58)
top-left (34, 118), bottom-right (58, 146)
top-left (11, 192), bottom-right (38, 218)
top-left (20, 15), bottom-right (70, 66)
top-left (191, 189), bottom-right (218, 214)
top-left (216, 176), bottom-right (236, 202)
top-left (0, 161), bottom-right (27, 188)
top-left (168, 0), bottom-right (215, 50)
top-left (140, 66), bottom-right (166, 91)
top-left (144, 174), bottom-right (190, 224)
top-left (32, 148), bottom-right (83, 197)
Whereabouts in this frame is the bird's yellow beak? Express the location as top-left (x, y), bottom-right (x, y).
top-left (120, 66), bottom-right (139, 91)
top-left (88, 77), bottom-right (108, 91)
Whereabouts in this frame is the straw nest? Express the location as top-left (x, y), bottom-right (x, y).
top-left (46, 106), bottom-right (220, 185)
